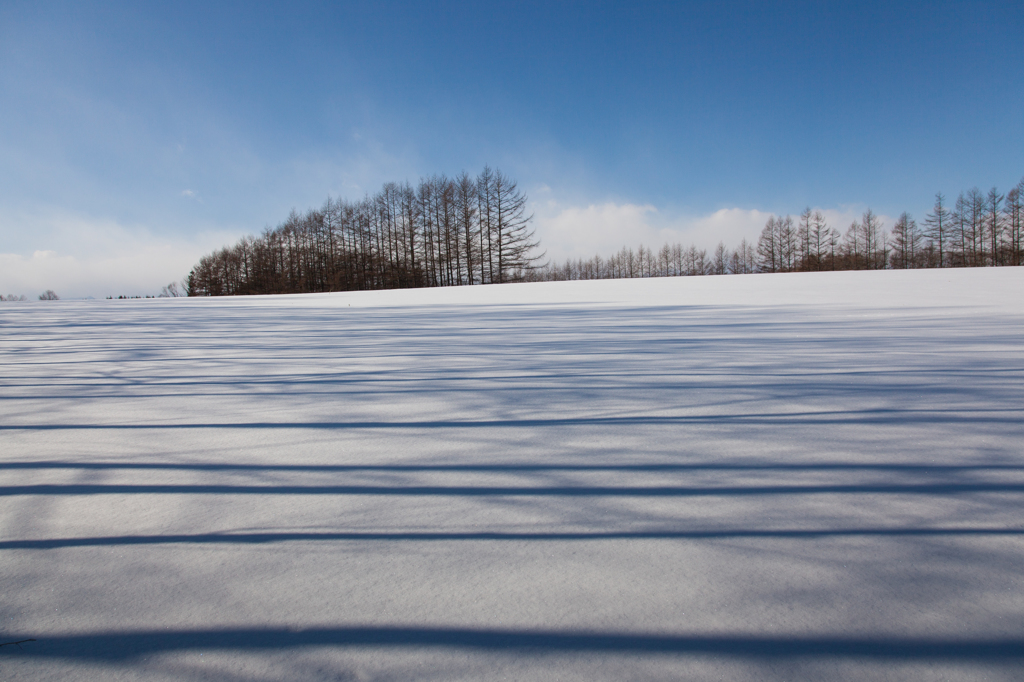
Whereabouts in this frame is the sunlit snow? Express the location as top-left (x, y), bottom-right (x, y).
top-left (2, 268), bottom-right (1023, 680)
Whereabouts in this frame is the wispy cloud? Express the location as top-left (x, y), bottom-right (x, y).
top-left (179, 188), bottom-right (206, 204)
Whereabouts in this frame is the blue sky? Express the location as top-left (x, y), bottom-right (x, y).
top-left (1, 1), bottom-right (1022, 297)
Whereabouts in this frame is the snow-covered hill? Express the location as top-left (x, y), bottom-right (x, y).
top-left (2, 268), bottom-right (1023, 681)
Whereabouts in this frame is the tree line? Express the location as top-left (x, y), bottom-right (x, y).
top-left (184, 173), bottom-right (1022, 296)
top-left (532, 178), bottom-right (1024, 281)
top-left (0, 291), bottom-right (57, 301)
top-left (186, 167), bottom-right (540, 296)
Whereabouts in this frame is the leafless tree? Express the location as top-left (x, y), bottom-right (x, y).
top-left (1004, 178), bottom-right (1023, 266)
top-left (924, 193), bottom-right (951, 267)
top-left (712, 242), bottom-right (728, 274)
top-left (756, 216), bottom-right (782, 272)
top-left (889, 212), bottom-right (922, 269)
top-left (985, 187), bottom-right (1004, 266)
top-left (159, 282), bottom-right (185, 297)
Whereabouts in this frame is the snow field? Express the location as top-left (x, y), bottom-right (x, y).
top-left (1, 267), bottom-right (1023, 680)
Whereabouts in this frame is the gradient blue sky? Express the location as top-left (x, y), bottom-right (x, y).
top-left (2, 1), bottom-right (1022, 297)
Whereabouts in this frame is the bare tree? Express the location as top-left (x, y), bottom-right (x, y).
top-left (489, 170), bottom-right (541, 282)
top-left (1004, 178), bottom-right (1024, 266)
top-left (842, 220), bottom-right (861, 270)
top-left (39, 290), bottom-right (59, 300)
top-left (728, 238), bottom-right (755, 274)
top-left (985, 187), bottom-right (1004, 266)
top-left (712, 242), bottom-right (728, 274)
top-left (756, 216), bottom-right (781, 272)
top-left (778, 215), bottom-right (796, 271)
top-left (860, 209), bottom-right (885, 269)
top-left (797, 207), bottom-right (813, 270)
top-left (159, 281), bottom-right (185, 297)
top-left (924, 192), bottom-right (951, 268)
top-left (809, 210), bottom-right (830, 270)
top-left (964, 188), bottom-right (986, 266)
top-left (889, 212), bottom-right (921, 269)
top-left (455, 172), bottom-right (478, 285)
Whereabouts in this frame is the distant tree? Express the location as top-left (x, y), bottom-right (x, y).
top-left (159, 282), bottom-right (185, 297)
top-left (924, 192), bottom-right (951, 267)
top-left (889, 212), bottom-right (922, 269)
top-left (756, 216), bottom-right (782, 272)
top-left (418, 177), bottom-right (441, 287)
top-left (826, 224), bottom-right (841, 270)
top-left (985, 187), bottom-right (1004, 266)
top-left (809, 210), bottom-right (830, 270)
top-left (778, 215), bottom-right (796, 270)
top-left (1004, 178), bottom-right (1024, 266)
top-left (39, 290), bottom-right (59, 300)
top-left (860, 209), bottom-right (885, 269)
top-left (636, 244), bottom-right (649, 277)
top-left (730, 238), bottom-right (756, 274)
top-left (489, 170), bottom-right (541, 282)
top-left (475, 167), bottom-right (495, 284)
top-left (655, 243), bottom-right (670, 276)
top-left (727, 249), bottom-right (742, 275)
top-left (712, 242), bottom-right (728, 274)
top-left (683, 245), bottom-right (708, 275)
top-left (842, 220), bottom-right (861, 270)
top-left (964, 188), bottom-right (986, 266)
top-left (796, 207), bottom-right (813, 270)
top-left (951, 192), bottom-right (969, 267)
top-left (455, 172), bottom-right (479, 285)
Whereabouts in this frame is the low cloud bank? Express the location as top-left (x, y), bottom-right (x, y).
top-left (0, 211), bottom-right (235, 299)
top-left (532, 198), bottom-right (878, 264)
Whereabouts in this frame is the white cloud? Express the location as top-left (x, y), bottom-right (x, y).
top-left (681, 208), bottom-right (775, 250)
top-left (531, 197), bottom-right (896, 264)
top-left (179, 189), bottom-right (206, 204)
top-left (532, 199), bottom-right (772, 264)
top-left (818, 206), bottom-right (894, 234)
top-left (532, 201), bottom-right (660, 262)
top-left (0, 211), bottom-right (236, 299)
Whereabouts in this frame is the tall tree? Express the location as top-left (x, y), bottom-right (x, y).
top-left (756, 216), bottom-right (781, 273)
top-left (1004, 178), bottom-right (1024, 266)
top-left (966, 188), bottom-right (986, 266)
top-left (924, 192), bottom-right (951, 268)
top-left (842, 220), bottom-right (861, 270)
top-left (712, 242), bottom-right (728, 274)
top-left (985, 187), bottom-right (1004, 266)
top-left (778, 215), bottom-right (796, 271)
top-left (797, 207), bottom-right (813, 271)
top-left (490, 170), bottom-right (540, 282)
top-left (860, 209), bottom-right (884, 269)
top-left (889, 212), bottom-right (921, 269)
top-left (476, 167), bottom-right (496, 284)
top-left (455, 172), bottom-right (479, 285)
top-left (810, 210), bottom-right (830, 270)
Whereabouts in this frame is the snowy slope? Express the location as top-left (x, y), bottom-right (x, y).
top-left (2, 267), bottom-right (1023, 681)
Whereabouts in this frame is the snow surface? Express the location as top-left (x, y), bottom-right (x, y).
top-left (2, 267), bottom-right (1023, 681)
